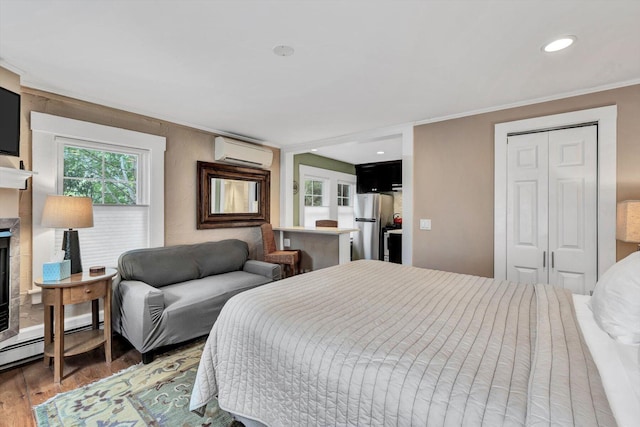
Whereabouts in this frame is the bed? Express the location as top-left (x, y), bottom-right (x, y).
top-left (190, 258), bottom-right (639, 426)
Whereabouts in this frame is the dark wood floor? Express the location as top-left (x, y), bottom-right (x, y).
top-left (0, 335), bottom-right (141, 427)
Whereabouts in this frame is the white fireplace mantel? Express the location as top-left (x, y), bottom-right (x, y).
top-left (0, 166), bottom-right (36, 189)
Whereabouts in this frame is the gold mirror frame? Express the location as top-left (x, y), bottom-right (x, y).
top-left (197, 161), bottom-right (270, 229)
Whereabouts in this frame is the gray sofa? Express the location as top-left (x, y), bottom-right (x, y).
top-left (112, 239), bottom-right (280, 363)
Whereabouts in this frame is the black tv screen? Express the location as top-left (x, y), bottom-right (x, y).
top-left (0, 87), bottom-right (20, 157)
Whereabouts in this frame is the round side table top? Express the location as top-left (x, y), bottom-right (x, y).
top-left (34, 268), bottom-right (118, 288)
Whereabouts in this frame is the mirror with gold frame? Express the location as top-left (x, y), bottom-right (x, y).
top-left (197, 161), bottom-right (270, 229)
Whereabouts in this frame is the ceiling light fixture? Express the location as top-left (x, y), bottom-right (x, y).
top-left (377, 151), bottom-right (385, 155)
top-left (273, 45), bottom-right (295, 57)
top-left (311, 149), bottom-right (318, 152)
top-left (542, 35), bottom-right (576, 53)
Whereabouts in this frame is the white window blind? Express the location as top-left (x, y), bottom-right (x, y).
top-left (54, 206), bottom-right (148, 268)
top-left (303, 206), bottom-right (331, 227)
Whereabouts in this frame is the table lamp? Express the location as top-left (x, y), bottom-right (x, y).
top-left (616, 200), bottom-right (640, 251)
top-left (41, 195), bottom-right (94, 274)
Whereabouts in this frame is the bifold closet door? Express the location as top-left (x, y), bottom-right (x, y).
top-left (506, 125), bottom-right (597, 293)
top-left (547, 126), bottom-right (597, 293)
top-left (506, 132), bottom-right (549, 285)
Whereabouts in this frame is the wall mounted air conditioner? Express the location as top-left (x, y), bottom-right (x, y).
top-left (214, 136), bottom-right (273, 169)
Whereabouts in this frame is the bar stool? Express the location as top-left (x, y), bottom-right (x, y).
top-left (315, 219), bottom-right (338, 227)
top-left (260, 223), bottom-right (301, 277)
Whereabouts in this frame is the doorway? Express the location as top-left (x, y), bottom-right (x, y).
top-left (494, 106), bottom-right (617, 294)
top-left (506, 125), bottom-right (597, 293)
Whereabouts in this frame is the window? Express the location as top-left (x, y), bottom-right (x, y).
top-left (31, 113), bottom-right (165, 296)
top-left (63, 145), bottom-right (139, 205)
top-left (304, 179), bottom-right (325, 207)
top-left (53, 140), bottom-right (151, 269)
top-left (337, 183), bottom-right (351, 207)
top-left (299, 165), bottom-right (356, 228)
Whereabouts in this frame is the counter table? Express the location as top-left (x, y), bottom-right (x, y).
top-left (273, 226), bottom-right (357, 272)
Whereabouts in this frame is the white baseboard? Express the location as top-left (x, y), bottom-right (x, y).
top-left (0, 311), bottom-right (103, 368)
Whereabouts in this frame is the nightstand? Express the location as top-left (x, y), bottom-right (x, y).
top-left (34, 268), bottom-right (117, 384)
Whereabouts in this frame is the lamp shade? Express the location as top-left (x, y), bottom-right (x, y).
top-left (616, 200), bottom-right (640, 243)
top-left (41, 195), bottom-right (94, 229)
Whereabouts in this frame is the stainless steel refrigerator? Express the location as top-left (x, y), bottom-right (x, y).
top-left (353, 193), bottom-right (394, 260)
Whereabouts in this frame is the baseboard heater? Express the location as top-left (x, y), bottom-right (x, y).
top-left (0, 322), bottom-right (103, 371)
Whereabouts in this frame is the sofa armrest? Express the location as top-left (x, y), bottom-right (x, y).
top-left (243, 260), bottom-right (281, 281)
top-left (113, 280), bottom-right (165, 352)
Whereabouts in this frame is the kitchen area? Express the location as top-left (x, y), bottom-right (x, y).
top-left (288, 134), bottom-right (406, 270)
top-left (352, 159), bottom-right (403, 264)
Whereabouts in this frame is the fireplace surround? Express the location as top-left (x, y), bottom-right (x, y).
top-left (0, 218), bottom-right (19, 343)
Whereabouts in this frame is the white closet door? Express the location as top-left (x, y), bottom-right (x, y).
top-left (548, 125), bottom-right (598, 293)
top-left (506, 132), bottom-right (549, 285)
top-left (506, 125), bottom-right (598, 293)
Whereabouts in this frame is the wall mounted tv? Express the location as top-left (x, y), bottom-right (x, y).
top-left (0, 87), bottom-right (20, 157)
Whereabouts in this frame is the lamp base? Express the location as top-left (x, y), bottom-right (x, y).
top-left (62, 229), bottom-right (82, 274)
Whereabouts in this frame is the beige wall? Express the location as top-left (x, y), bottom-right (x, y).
top-left (0, 72), bottom-right (280, 295)
top-left (164, 125), bottom-right (280, 259)
top-left (413, 84), bottom-right (640, 278)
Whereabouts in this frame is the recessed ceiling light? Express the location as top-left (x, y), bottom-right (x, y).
top-left (311, 148), bottom-right (318, 152)
top-left (542, 36), bottom-right (576, 53)
top-left (273, 45), bottom-right (295, 57)
top-left (377, 151), bottom-right (385, 155)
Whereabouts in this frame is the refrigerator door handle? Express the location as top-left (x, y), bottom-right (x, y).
top-left (355, 218), bottom-right (377, 223)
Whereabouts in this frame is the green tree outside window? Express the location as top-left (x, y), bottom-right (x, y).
top-left (304, 179), bottom-right (324, 207)
top-left (63, 146), bottom-right (138, 205)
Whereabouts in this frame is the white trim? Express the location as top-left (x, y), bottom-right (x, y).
top-left (401, 126), bottom-right (413, 266)
top-left (30, 112), bottom-right (166, 294)
top-left (281, 151), bottom-right (295, 227)
top-left (494, 105), bottom-right (617, 282)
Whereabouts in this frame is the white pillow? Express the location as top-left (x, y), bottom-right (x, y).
top-left (590, 251), bottom-right (640, 345)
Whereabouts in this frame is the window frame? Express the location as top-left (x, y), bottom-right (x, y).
top-left (57, 138), bottom-right (149, 206)
top-left (303, 177), bottom-right (326, 207)
top-left (337, 181), bottom-right (352, 207)
top-left (298, 164), bottom-right (356, 228)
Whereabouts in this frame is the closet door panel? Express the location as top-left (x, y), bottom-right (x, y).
top-left (506, 133), bottom-right (548, 285)
top-left (548, 126), bottom-right (598, 292)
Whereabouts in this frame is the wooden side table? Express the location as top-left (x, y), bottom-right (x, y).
top-left (35, 268), bottom-right (117, 384)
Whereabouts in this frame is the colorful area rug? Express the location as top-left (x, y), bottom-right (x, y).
top-left (33, 340), bottom-right (235, 427)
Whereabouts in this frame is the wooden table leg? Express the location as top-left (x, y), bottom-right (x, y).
top-left (53, 288), bottom-right (64, 384)
top-left (104, 280), bottom-right (112, 364)
top-left (91, 299), bottom-right (99, 329)
top-left (43, 301), bottom-right (53, 366)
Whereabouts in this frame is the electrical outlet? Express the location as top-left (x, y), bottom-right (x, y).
top-left (284, 238), bottom-right (291, 247)
top-left (420, 219), bottom-right (432, 230)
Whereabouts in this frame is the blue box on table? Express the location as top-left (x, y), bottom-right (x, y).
top-left (43, 260), bottom-right (71, 281)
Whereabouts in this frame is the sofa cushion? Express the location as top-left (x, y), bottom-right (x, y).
top-left (189, 240), bottom-right (249, 278)
top-left (118, 239), bottom-right (249, 288)
top-left (161, 271), bottom-right (272, 310)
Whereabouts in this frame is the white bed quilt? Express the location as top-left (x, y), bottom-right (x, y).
top-left (190, 260), bottom-right (615, 426)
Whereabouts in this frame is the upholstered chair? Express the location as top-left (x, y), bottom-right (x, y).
top-left (260, 223), bottom-right (301, 277)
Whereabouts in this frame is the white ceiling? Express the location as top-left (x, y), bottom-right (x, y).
top-left (1, 1), bottom-right (639, 162)
top-left (309, 136), bottom-right (403, 165)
